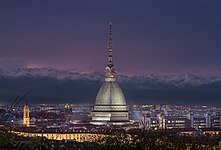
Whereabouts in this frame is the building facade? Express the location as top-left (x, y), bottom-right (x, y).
top-left (139, 112), bottom-right (221, 130)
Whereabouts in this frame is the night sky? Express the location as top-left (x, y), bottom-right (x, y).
top-left (0, 0), bottom-right (221, 75)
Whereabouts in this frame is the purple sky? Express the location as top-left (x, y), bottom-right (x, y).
top-left (0, 0), bottom-right (221, 75)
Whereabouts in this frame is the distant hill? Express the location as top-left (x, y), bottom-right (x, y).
top-left (0, 68), bottom-right (221, 106)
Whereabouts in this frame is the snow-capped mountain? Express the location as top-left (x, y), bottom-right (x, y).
top-left (0, 67), bottom-right (219, 88)
top-left (0, 67), bottom-right (221, 105)
top-left (148, 73), bottom-right (218, 88)
top-left (171, 73), bottom-right (217, 87)
top-left (0, 68), bottom-right (103, 81)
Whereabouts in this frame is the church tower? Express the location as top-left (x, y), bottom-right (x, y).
top-left (91, 21), bottom-right (129, 125)
top-left (23, 101), bottom-right (30, 127)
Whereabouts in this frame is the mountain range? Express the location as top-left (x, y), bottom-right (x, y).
top-left (0, 68), bottom-right (221, 106)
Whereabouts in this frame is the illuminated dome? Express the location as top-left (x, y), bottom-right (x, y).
top-left (95, 81), bottom-right (126, 106)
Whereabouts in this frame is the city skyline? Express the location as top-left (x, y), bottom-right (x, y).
top-left (1, 1), bottom-right (221, 149)
top-left (0, 1), bottom-right (221, 75)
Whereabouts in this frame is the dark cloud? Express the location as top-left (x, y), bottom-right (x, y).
top-left (0, 0), bottom-right (221, 74)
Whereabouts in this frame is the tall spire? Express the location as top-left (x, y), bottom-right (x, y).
top-left (105, 20), bottom-right (116, 81)
top-left (108, 20), bottom-right (113, 68)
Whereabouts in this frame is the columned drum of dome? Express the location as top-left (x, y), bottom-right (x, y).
top-left (90, 21), bottom-right (129, 125)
